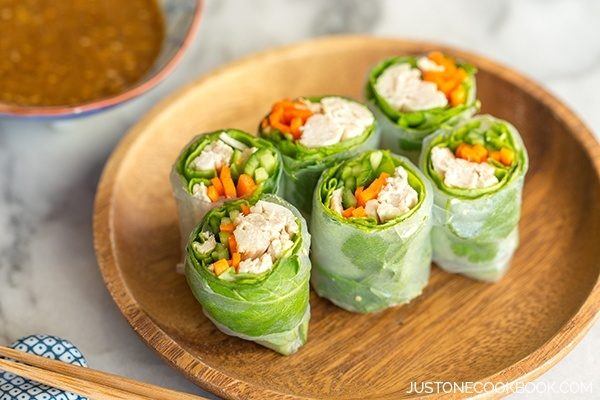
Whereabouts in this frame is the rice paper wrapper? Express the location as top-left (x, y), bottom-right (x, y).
top-left (281, 126), bottom-right (381, 217)
top-left (370, 102), bottom-right (477, 164)
top-left (170, 169), bottom-right (225, 251)
top-left (420, 116), bottom-right (528, 282)
top-left (310, 155), bottom-right (433, 313)
top-left (185, 195), bottom-right (311, 355)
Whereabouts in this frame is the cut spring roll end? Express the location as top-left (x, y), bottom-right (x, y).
top-left (259, 96), bottom-right (381, 217)
top-left (419, 115), bottom-right (529, 282)
top-left (310, 150), bottom-right (433, 313)
top-left (170, 129), bottom-right (283, 250)
top-left (185, 194), bottom-right (311, 355)
top-left (366, 52), bottom-right (479, 164)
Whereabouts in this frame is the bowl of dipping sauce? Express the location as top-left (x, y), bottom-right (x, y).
top-left (0, 0), bottom-right (202, 118)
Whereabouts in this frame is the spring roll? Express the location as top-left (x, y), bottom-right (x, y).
top-left (171, 129), bottom-right (282, 247)
top-left (366, 51), bottom-right (479, 163)
top-left (259, 96), bottom-right (380, 216)
top-left (310, 150), bottom-right (433, 313)
top-left (185, 194), bottom-right (311, 355)
top-left (419, 115), bottom-right (529, 282)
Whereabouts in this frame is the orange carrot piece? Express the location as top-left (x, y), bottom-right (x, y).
top-left (284, 108), bottom-right (313, 120)
top-left (456, 143), bottom-right (488, 163)
top-left (422, 71), bottom-right (442, 83)
top-left (230, 252), bottom-right (241, 270)
top-left (268, 105), bottom-right (291, 133)
top-left (269, 105), bottom-right (283, 126)
top-left (455, 143), bottom-right (471, 160)
top-left (240, 203), bottom-right (251, 215)
top-left (272, 120), bottom-right (291, 134)
top-left (207, 185), bottom-right (220, 202)
top-left (266, 99), bottom-right (313, 136)
top-left (454, 68), bottom-right (467, 81)
top-left (357, 172), bottom-right (390, 205)
top-left (428, 51), bottom-right (446, 64)
top-left (220, 165), bottom-right (237, 198)
top-left (342, 207), bottom-right (355, 218)
top-left (273, 99), bottom-right (296, 109)
top-left (499, 147), bottom-right (514, 166)
top-left (351, 207), bottom-right (367, 218)
top-left (228, 234), bottom-right (238, 254)
top-left (219, 222), bottom-right (235, 233)
top-left (210, 177), bottom-right (225, 196)
top-left (236, 174), bottom-right (257, 197)
top-left (212, 258), bottom-right (229, 276)
top-left (367, 172), bottom-right (390, 193)
top-left (450, 85), bottom-right (466, 106)
top-left (439, 78), bottom-right (459, 96)
top-left (354, 186), bottom-right (365, 207)
top-left (472, 144), bottom-right (488, 162)
top-left (490, 151), bottom-right (502, 163)
top-left (290, 117), bottom-right (303, 139)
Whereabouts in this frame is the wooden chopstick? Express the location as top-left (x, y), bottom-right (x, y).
top-left (0, 346), bottom-right (207, 400)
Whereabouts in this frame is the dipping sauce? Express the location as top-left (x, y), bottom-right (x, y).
top-left (0, 0), bottom-right (164, 107)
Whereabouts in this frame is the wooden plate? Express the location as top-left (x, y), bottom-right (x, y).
top-left (93, 36), bottom-right (600, 399)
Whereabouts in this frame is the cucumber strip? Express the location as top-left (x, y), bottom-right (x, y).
top-left (254, 167), bottom-right (269, 183)
top-left (219, 132), bottom-right (249, 150)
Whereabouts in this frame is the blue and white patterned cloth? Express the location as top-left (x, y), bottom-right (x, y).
top-left (0, 335), bottom-right (87, 400)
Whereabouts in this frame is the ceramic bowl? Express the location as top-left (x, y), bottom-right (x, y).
top-left (0, 0), bottom-right (203, 119)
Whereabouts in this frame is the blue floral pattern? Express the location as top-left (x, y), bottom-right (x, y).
top-left (0, 335), bottom-right (87, 400)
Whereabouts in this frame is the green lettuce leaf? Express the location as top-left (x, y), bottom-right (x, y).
top-left (185, 195), bottom-right (311, 355)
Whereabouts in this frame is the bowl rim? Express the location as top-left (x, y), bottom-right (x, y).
top-left (93, 35), bottom-right (600, 399)
top-left (0, 0), bottom-right (204, 118)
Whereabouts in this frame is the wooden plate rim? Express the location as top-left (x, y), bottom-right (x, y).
top-left (93, 35), bottom-right (600, 399)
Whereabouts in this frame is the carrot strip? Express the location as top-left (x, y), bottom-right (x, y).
top-left (456, 143), bottom-right (488, 163)
top-left (236, 174), bottom-right (257, 197)
top-left (210, 177), bottom-right (225, 196)
top-left (351, 207), bottom-right (367, 218)
top-left (220, 165), bottom-right (237, 198)
top-left (284, 108), bottom-right (312, 120)
top-left (290, 117), bottom-right (303, 139)
top-left (228, 234), bottom-right (238, 254)
top-left (230, 252), bottom-right (241, 270)
top-left (421, 52), bottom-right (468, 104)
top-left (499, 147), bottom-right (514, 166)
top-left (490, 151), bottom-right (502, 163)
top-left (342, 207), bottom-right (355, 218)
top-left (266, 98), bottom-right (312, 137)
top-left (240, 204), bottom-right (251, 215)
top-left (206, 185), bottom-right (220, 202)
top-left (450, 85), bottom-right (466, 107)
top-left (212, 259), bottom-right (229, 276)
top-left (219, 222), bottom-right (235, 233)
top-left (272, 120), bottom-right (291, 134)
top-left (354, 186), bottom-right (364, 207)
top-left (428, 51), bottom-right (445, 64)
top-left (240, 203), bottom-right (251, 215)
top-left (455, 143), bottom-right (471, 160)
top-left (273, 99), bottom-right (296, 109)
top-left (269, 105), bottom-right (284, 125)
top-left (357, 173), bottom-right (389, 206)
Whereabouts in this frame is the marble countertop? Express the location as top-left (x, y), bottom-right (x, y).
top-left (0, 1), bottom-right (598, 398)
